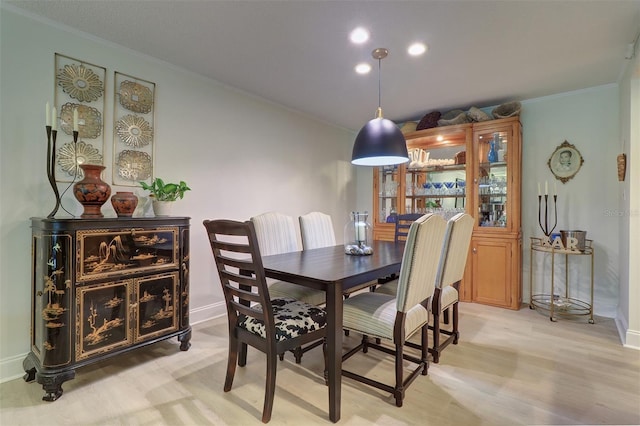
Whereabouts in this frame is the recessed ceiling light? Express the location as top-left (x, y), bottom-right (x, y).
top-left (355, 63), bottom-right (372, 74)
top-left (408, 42), bottom-right (427, 56)
top-left (350, 27), bottom-right (369, 44)
top-left (437, 135), bottom-right (444, 142)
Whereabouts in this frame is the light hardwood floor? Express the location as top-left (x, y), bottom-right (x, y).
top-left (1, 302), bottom-right (639, 425)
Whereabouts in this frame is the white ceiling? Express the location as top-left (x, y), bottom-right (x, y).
top-left (7, 0), bottom-right (640, 131)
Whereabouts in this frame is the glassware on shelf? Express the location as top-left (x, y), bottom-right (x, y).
top-left (444, 181), bottom-right (455, 194)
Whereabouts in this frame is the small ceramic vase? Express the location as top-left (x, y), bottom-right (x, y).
top-left (111, 192), bottom-right (138, 217)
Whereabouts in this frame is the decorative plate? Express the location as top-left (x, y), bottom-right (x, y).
top-left (116, 150), bottom-right (152, 181)
top-left (60, 103), bottom-right (102, 138)
top-left (56, 64), bottom-right (103, 103)
top-left (57, 141), bottom-right (103, 177)
top-left (115, 114), bottom-right (154, 148)
top-left (119, 81), bottom-right (153, 114)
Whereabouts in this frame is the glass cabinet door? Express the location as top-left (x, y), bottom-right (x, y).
top-left (375, 165), bottom-right (399, 225)
top-left (475, 129), bottom-right (509, 228)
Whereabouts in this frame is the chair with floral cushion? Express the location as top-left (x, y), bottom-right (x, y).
top-left (341, 213), bottom-right (447, 407)
top-left (203, 219), bottom-right (327, 423)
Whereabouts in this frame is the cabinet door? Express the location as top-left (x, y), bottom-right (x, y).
top-left (76, 279), bottom-right (132, 362)
top-left (472, 238), bottom-right (516, 309)
top-left (472, 120), bottom-right (520, 233)
top-left (32, 232), bottom-right (73, 368)
top-left (373, 165), bottom-right (400, 241)
top-left (135, 272), bottom-right (179, 343)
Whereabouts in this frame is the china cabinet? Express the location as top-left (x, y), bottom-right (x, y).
top-left (372, 116), bottom-right (522, 308)
top-left (23, 217), bottom-right (191, 401)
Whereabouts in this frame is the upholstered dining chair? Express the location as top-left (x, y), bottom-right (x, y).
top-left (251, 212), bottom-right (326, 362)
top-left (299, 211), bottom-right (336, 250)
top-left (341, 213), bottom-right (447, 407)
top-left (203, 219), bottom-right (327, 423)
top-left (376, 212), bottom-right (473, 363)
top-left (250, 212), bottom-right (325, 306)
top-left (427, 212), bottom-right (473, 363)
top-left (376, 213), bottom-right (424, 287)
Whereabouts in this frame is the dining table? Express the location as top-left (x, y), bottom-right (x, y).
top-left (261, 240), bottom-right (406, 423)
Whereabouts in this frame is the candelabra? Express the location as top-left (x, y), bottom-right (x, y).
top-left (537, 193), bottom-right (557, 238)
top-left (46, 126), bottom-right (77, 218)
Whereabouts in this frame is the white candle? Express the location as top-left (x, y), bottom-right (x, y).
top-left (46, 102), bottom-right (51, 126)
top-left (73, 108), bottom-right (79, 131)
top-left (537, 182), bottom-right (541, 196)
top-left (545, 181), bottom-right (548, 195)
top-left (51, 107), bottom-right (57, 131)
top-left (356, 223), bottom-right (365, 242)
top-left (554, 182), bottom-right (557, 196)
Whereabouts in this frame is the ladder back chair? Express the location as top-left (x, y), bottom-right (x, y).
top-left (341, 213), bottom-right (447, 407)
top-left (203, 219), bottom-right (327, 423)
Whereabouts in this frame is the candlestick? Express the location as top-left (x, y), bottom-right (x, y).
top-left (46, 125), bottom-right (61, 218)
top-left (537, 193), bottom-right (558, 238)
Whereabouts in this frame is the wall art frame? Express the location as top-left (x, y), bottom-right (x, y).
top-left (547, 140), bottom-right (584, 184)
top-left (54, 53), bottom-right (106, 182)
top-left (112, 71), bottom-right (155, 187)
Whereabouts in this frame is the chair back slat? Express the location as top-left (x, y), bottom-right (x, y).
top-left (203, 219), bottom-right (275, 337)
top-left (299, 212), bottom-right (336, 250)
top-left (395, 214), bottom-right (447, 312)
top-left (437, 213), bottom-right (474, 289)
top-left (394, 213), bottom-right (424, 243)
top-left (250, 212), bottom-right (300, 255)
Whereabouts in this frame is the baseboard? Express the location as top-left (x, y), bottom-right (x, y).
top-left (0, 302), bottom-right (227, 383)
top-left (615, 307), bottom-right (640, 350)
top-left (0, 353), bottom-right (27, 384)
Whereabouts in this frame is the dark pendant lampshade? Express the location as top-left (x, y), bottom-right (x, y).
top-left (351, 115), bottom-right (409, 166)
top-left (351, 48), bottom-right (409, 167)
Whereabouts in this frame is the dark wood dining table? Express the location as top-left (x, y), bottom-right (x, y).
top-left (261, 240), bottom-right (406, 422)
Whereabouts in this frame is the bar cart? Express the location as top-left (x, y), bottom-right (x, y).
top-left (529, 236), bottom-right (594, 323)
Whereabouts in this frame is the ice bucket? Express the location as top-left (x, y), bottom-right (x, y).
top-left (560, 230), bottom-right (587, 251)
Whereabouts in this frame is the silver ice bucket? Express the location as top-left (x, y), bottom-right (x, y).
top-left (560, 230), bottom-right (587, 251)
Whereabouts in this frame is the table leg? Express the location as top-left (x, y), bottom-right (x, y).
top-left (326, 283), bottom-right (342, 422)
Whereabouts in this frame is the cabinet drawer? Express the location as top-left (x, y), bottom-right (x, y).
top-left (76, 227), bottom-right (179, 282)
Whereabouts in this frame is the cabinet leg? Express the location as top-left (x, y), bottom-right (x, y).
top-left (39, 370), bottom-right (75, 402)
top-left (550, 316), bottom-right (557, 322)
top-left (178, 328), bottom-right (192, 351)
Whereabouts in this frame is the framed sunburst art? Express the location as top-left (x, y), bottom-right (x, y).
top-left (113, 72), bottom-right (155, 186)
top-left (54, 54), bottom-right (106, 181)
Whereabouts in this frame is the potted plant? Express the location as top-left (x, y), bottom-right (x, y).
top-left (140, 177), bottom-right (190, 216)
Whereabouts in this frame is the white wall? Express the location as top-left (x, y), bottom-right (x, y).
top-left (0, 7), bottom-right (356, 381)
top-left (617, 39), bottom-right (640, 348)
top-left (521, 86), bottom-right (620, 316)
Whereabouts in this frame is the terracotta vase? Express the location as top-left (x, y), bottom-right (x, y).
top-left (73, 164), bottom-right (111, 218)
top-left (111, 191), bottom-right (138, 217)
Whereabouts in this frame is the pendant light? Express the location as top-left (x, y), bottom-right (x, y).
top-left (351, 48), bottom-right (409, 166)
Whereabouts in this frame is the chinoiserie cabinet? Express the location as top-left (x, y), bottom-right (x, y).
top-left (23, 217), bottom-right (191, 401)
top-left (372, 116), bottom-right (522, 309)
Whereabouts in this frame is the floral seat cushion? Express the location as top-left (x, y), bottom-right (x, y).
top-left (238, 298), bottom-right (327, 342)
